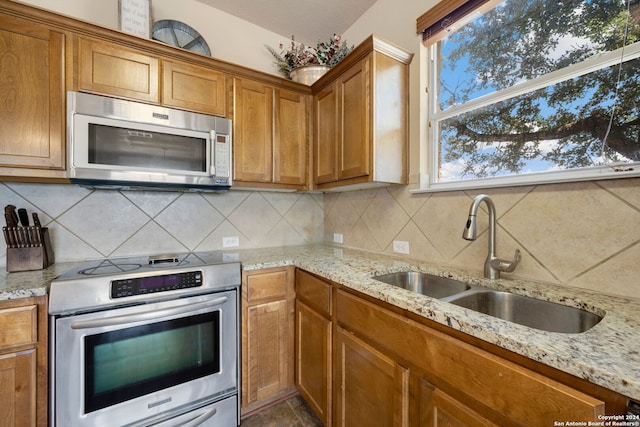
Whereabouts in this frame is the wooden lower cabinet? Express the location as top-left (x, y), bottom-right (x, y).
top-left (241, 267), bottom-right (296, 415)
top-left (0, 350), bottom-right (36, 426)
top-left (335, 327), bottom-right (409, 427)
top-left (417, 377), bottom-right (498, 427)
top-left (292, 270), bottom-right (626, 426)
top-left (0, 296), bottom-right (48, 427)
top-left (336, 288), bottom-right (608, 426)
top-left (295, 271), bottom-right (333, 426)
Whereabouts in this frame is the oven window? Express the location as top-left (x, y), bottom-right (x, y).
top-left (88, 124), bottom-right (207, 172)
top-left (84, 311), bottom-right (220, 413)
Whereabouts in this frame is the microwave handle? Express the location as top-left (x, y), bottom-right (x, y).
top-left (70, 297), bottom-right (228, 329)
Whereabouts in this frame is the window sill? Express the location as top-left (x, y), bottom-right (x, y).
top-left (410, 164), bottom-right (640, 193)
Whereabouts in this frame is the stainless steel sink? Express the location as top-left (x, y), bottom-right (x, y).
top-left (372, 271), bottom-right (471, 299)
top-left (445, 290), bottom-right (603, 333)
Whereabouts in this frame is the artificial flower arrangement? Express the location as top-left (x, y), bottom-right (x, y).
top-left (266, 34), bottom-right (354, 79)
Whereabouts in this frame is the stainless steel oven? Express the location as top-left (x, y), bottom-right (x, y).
top-left (49, 253), bottom-right (241, 427)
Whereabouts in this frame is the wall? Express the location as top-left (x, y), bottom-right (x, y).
top-left (0, 183), bottom-right (323, 263)
top-left (9, 0), bottom-right (639, 299)
top-left (0, 1), bottom-right (324, 265)
top-left (331, 0), bottom-right (640, 299)
top-left (324, 179), bottom-right (640, 298)
top-left (17, 0), bottom-right (288, 75)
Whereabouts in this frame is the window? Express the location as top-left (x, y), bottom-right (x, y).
top-left (420, 0), bottom-right (640, 190)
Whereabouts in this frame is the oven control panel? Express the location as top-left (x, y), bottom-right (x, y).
top-left (111, 271), bottom-right (203, 298)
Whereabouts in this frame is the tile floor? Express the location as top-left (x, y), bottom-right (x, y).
top-left (241, 395), bottom-right (323, 427)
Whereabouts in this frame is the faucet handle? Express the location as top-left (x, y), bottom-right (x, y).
top-left (490, 249), bottom-right (521, 273)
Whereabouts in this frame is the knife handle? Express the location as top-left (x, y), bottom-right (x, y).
top-left (18, 208), bottom-right (29, 227)
top-left (3, 227), bottom-right (12, 247)
top-left (30, 226), bottom-right (41, 247)
top-left (32, 213), bottom-right (42, 228)
top-left (4, 205), bottom-right (18, 227)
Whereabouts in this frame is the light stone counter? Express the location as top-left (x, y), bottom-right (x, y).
top-left (1, 244), bottom-right (638, 402)
top-left (233, 244), bottom-right (640, 402)
top-left (0, 261), bottom-right (80, 300)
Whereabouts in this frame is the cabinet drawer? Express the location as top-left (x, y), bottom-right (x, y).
top-left (336, 289), bottom-right (605, 425)
top-left (0, 305), bottom-right (37, 349)
top-left (245, 268), bottom-right (290, 303)
top-left (296, 270), bottom-right (332, 318)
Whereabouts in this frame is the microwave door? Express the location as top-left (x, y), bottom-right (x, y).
top-left (89, 123), bottom-right (207, 173)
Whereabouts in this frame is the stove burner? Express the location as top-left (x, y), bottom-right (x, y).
top-left (79, 261), bottom-right (143, 276)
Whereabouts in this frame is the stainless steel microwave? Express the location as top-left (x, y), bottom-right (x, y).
top-left (67, 91), bottom-right (232, 191)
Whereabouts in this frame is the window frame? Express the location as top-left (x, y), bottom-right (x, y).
top-left (413, 1), bottom-right (640, 193)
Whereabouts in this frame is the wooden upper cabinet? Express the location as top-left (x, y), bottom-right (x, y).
top-left (233, 77), bottom-right (310, 190)
top-left (162, 60), bottom-right (226, 116)
top-left (315, 84), bottom-right (338, 184)
top-left (0, 13), bottom-right (66, 179)
top-left (77, 37), bottom-right (228, 116)
top-left (338, 58), bottom-right (370, 181)
top-left (233, 78), bottom-right (273, 183)
top-left (78, 36), bottom-right (160, 103)
top-left (313, 36), bottom-right (413, 190)
top-left (274, 89), bottom-right (309, 186)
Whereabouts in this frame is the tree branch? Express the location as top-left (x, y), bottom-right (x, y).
top-left (449, 112), bottom-right (640, 160)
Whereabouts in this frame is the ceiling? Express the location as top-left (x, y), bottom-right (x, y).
top-left (194, 0), bottom-right (378, 46)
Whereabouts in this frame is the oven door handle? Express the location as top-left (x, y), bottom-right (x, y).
top-left (176, 407), bottom-right (218, 427)
top-left (70, 297), bottom-right (228, 329)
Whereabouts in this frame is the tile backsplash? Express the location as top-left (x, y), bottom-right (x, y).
top-left (324, 178), bottom-right (640, 299)
top-left (0, 183), bottom-right (324, 263)
top-left (3, 177), bottom-right (638, 300)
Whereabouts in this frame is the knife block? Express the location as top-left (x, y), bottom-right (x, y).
top-left (4, 227), bottom-right (54, 272)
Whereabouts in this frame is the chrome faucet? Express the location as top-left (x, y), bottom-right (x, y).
top-left (462, 194), bottom-right (521, 279)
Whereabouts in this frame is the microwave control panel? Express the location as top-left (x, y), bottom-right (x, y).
top-left (213, 133), bottom-right (230, 180)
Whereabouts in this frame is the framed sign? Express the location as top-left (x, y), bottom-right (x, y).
top-left (119, 0), bottom-right (151, 38)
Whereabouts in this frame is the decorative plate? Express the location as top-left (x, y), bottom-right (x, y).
top-left (152, 20), bottom-right (211, 56)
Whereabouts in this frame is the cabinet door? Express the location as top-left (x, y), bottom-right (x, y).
top-left (296, 300), bottom-right (332, 426)
top-left (162, 60), bottom-right (226, 116)
top-left (274, 89), bottom-right (308, 186)
top-left (0, 350), bottom-right (36, 427)
top-left (314, 84), bottom-right (338, 184)
top-left (78, 37), bottom-right (159, 103)
top-left (233, 78), bottom-right (273, 183)
top-left (245, 299), bottom-right (289, 404)
top-left (0, 15), bottom-right (65, 175)
top-left (419, 378), bottom-right (499, 427)
top-left (335, 327), bottom-right (409, 427)
top-left (241, 268), bottom-right (295, 411)
top-left (338, 56), bottom-right (370, 180)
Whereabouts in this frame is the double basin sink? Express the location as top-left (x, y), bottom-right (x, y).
top-left (372, 271), bottom-right (603, 333)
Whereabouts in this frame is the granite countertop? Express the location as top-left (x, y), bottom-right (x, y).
top-left (235, 244), bottom-right (640, 402)
top-left (1, 244), bottom-right (638, 402)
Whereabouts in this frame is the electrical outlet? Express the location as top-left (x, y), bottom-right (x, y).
top-left (222, 236), bottom-right (239, 248)
top-left (393, 240), bottom-right (410, 254)
top-left (333, 233), bottom-right (344, 244)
